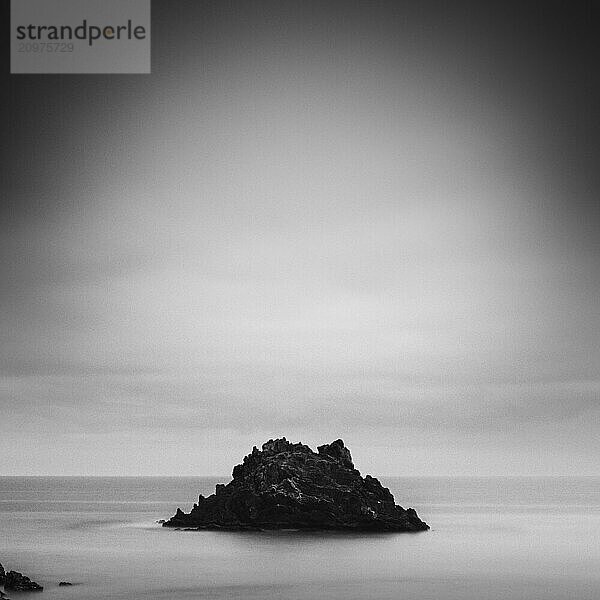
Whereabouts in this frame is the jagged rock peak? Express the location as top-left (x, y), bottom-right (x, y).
top-left (317, 439), bottom-right (354, 468)
top-left (260, 437), bottom-right (313, 455)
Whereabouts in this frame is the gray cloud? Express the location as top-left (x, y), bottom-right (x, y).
top-left (1, 0), bottom-right (599, 475)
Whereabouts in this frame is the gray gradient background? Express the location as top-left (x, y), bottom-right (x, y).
top-left (1, 1), bottom-right (598, 475)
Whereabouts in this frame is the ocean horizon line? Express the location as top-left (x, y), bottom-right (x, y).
top-left (1, 474), bottom-right (599, 479)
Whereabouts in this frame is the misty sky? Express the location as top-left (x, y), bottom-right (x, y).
top-left (1, 1), bottom-right (599, 475)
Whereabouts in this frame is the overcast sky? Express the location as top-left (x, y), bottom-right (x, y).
top-left (1, 1), bottom-right (599, 475)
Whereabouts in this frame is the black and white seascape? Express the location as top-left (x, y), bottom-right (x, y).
top-left (1, 1), bottom-right (599, 599)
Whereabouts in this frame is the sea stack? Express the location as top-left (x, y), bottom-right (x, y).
top-left (164, 438), bottom-right (429, 532)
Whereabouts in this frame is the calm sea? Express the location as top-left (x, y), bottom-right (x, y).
top-left (1, 476), bottom-right (599, 599)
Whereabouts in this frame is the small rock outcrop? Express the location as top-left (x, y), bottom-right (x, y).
top-left (163, 438), bottom-right (429, 532)
top-left (0, 563), bottom-right (43, 591)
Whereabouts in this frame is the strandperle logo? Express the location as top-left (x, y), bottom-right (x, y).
top-left (11, 0), bottom-right (150, 74)
top-left (15, 19), bottom-right (147, 47)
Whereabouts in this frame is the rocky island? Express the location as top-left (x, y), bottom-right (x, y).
top-left (164, 438), bottom-right (429, 532)
top-left (0, 562), bottom-right (43, 593)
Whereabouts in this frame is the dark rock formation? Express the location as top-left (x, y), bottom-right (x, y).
top-left (0, 566), bottom-right (43, 591)
top-left (163, 438), bottom-right (429, 532)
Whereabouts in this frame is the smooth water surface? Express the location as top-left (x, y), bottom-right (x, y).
top-left (1, 476), bottom-right (599, 599)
